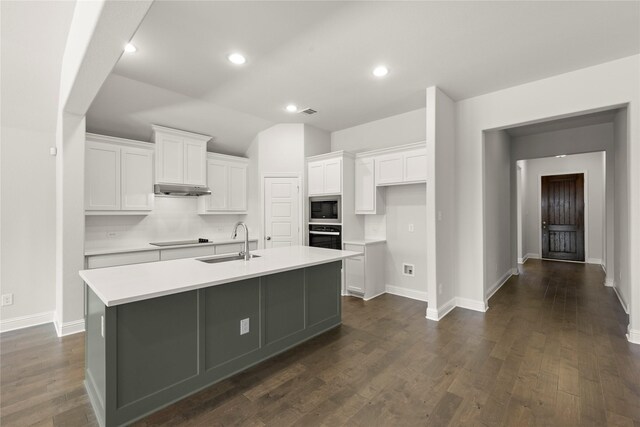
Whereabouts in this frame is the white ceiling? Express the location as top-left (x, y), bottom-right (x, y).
top-left (1, 1), bottom-right (75, 133)
top-left (87, 1), bottom-right (640, 155)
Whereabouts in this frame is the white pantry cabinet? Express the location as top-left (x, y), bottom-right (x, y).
top-left (85, 134), bottom-right (154, 214)
top-left (307, 155), bottom-right (342, 196)
top-left (152, 125), bottom-right (210, 186)
top-left (343, 241), bottom-right (386, 300)
top-left (198, 153), bottom-right (249, 214)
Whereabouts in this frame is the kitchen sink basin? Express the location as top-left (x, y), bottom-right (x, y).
top-left (197, 254), bottom-right (261, 264)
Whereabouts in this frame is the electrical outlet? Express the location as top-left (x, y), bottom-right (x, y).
top-left (408, 224), bottom-right (414, 232)
top-left (403, 263), bottom-right (415, 277)
top-left (106, 232), bottom-right (117, 238)
top-left (100, 315), bottom-right (105, 338)
top-left (240, 318), bottom-right (250, 335)
top-left (438, 283), bottom-right (443, 295)
top-left (1, 294), bottom-right (13, 306)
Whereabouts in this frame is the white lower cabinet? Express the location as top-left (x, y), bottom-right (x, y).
top-left (159, 246), bottom-right (215, 261)
top-left (87, 251), bottom-right (160, 269)
top-left (215, 241), bottom-right (258, 255)
top-left (343, 242), bottom-right (386, 300)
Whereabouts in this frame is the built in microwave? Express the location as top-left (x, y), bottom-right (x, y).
top-left (309, 196), bottom-right (341, 223)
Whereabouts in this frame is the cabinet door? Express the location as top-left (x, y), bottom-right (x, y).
top-left (345, 256), bottom-right (365, 293)
top-left (355, 158), bottom-right (375, 213)
top-left (156, 134), bottom-right (184, 184)
top-left (85, 141), bottom-right (121, 210)
top-left (121, 146), bottom-right (153, 211)
top-left (403, 149), bottom-right (427, 182)
top-left (323, 158), bottom-right (342, 194)
top-left (207, 160), bottom-right (228, 210)
top-left (375, 153), bottom-right (403, 185)
top-left (308, 161), bottom-right (325, 195)
top-left (184, 140), bottom-right (207, 186)
top-left (228, 163), bottom-right (247, 212)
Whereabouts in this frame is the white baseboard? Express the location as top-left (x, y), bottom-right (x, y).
top-left (600, 263), bottom-right (607, 274)
top-left (627, 327), bottom-right (640, 345)
top-left (54, 318), bottom-right (85, 337)
top-left (603, 279), bottom-right (629, 314)
top-left (0, 311), bottom-right (54, 333)
top-left (485, 270), bottom-right (514, 302)
top-left (455, 297), bottom-right (488, 312)
top-left (385, 285), bottom-right (427, 302)
top-left (363, 290), bottom-right (386, 301)
top-left (604, 277), bottom-right (615, 287)
top-left (587, 258), bottom-right (602, 265)
top-left (425, 297), bottom-right (456, 321)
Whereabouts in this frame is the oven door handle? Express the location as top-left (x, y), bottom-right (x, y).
top-left (309, 231), bottom-right (341, 236)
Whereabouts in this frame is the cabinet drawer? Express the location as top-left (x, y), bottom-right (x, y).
top-left (160, 246), bottom-right (215, 261)
top-left (87, 251), bottom-right (159, 269)
top-left (215, 241), bottom-right (257, 255)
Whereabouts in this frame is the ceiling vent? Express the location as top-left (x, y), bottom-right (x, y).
top-left (300, 108), bottom-right (317, 115)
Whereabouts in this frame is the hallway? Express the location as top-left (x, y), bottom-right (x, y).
top-left (1, 260), bottom-right (638, 426)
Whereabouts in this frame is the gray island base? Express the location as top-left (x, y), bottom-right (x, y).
top-left (85, 261), bottom-right (342, 427)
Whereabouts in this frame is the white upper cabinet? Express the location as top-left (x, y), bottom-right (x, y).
top-left (375, 145), bottom-right (426, 186)
top-left (85, 134), bottom-right (154, 214)
top-left (307, 155), bottom-right (342, 196)
top-left (152, 125), bottom-right (209, 186)
top-left (199, 153), bottom-right (248, 214)
top-left (355, 157), bottom-right (383, 214)
top-left (121, 146), bottom-right (154, 211)
top-left (86, 141), bottom-right (121, 211)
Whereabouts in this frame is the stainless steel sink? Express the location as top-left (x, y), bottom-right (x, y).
top-left (197, 254), bottom-right (261, 264)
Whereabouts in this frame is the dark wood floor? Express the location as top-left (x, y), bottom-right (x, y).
top-left (2, 260), bottom-right (639, 426)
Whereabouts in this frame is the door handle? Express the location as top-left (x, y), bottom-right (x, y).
top-left (266, 236), bottom-right (271, 240)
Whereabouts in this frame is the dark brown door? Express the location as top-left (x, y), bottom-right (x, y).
top-left (541, 173), bottom-right (585, 261)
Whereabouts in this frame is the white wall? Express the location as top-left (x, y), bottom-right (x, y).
top-left (85, 198), bottom-right (247, 250)
top-left (454, 55), bottom-right (639, 333)
top-left (519, 152), bottom-right (606, 264)
top-left (483, 130), bottom-right (512, 298)
top-left (614, 109), bottom-right (630, 312)
top-left (0, 127), bottom-right (57, 324)
top-left (331, 108), bottom-right (426, 153)
top-left (383, 185), bottom-right (427, 298)
top-left (0, 0), bottom-right (74, 331)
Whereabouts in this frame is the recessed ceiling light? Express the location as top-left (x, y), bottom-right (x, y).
top-left (228, 53), bottom-right (247, 65)
top-left (372, 65), bottom-right (389, 77)
top-left (285, 104), bottom-right (298, 113)
top-left (556, 154), bottom-right (567, 158)
top-left (124, 43), bottom-right (137, 53)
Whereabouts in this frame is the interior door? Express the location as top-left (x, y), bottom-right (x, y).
top-left (264, 177), bottom-right (300, 248)
top-left (541, 173), bottom-right (585, 261)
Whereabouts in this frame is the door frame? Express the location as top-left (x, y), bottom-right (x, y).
top-left (537, 169), bottom-right (589, 262)
top-left (261, 173), bottom-right (303, 249)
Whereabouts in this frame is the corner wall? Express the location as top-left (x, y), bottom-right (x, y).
top-left (614, 109), bottom-right (630, 312)
top-left (483, 130), bottom-right (512, 301)
top-left (455, 55), bottom-right (639, 342)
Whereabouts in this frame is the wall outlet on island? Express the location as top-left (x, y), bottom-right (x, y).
top-left (106, 231), bottom-right (118, 238)
top-left (1, 293), bottom-right (13, 306)
top-left (240, 318), bottom-right (250, 335)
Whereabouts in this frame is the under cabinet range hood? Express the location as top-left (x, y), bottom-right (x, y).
top-left (153, 184), bottom-right (211, 196)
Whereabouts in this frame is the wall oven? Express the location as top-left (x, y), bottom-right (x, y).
top-left (308, 224), bottom-right (342, 250)
top-left (309, 196), bottom-right (341, 223)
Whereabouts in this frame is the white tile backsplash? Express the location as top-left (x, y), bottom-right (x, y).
top-left (85, 196), bottom-right (246, 250)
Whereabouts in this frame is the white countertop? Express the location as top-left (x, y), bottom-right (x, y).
top-left (80, 245), bottom-right (362, 307)
top-left (342, 239), bottom-right (387, 246)
top-left (85, 238), bottom-right (259, 256)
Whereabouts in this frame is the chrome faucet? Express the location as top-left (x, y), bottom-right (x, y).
top-left (231, 222), bottom-right (251, 260)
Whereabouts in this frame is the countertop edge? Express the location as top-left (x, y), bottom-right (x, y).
top-left (84, 238), bottom-right (260, 256)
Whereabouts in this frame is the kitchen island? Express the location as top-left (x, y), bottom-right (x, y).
top-left (79, 245), bottom-right (361, 427)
